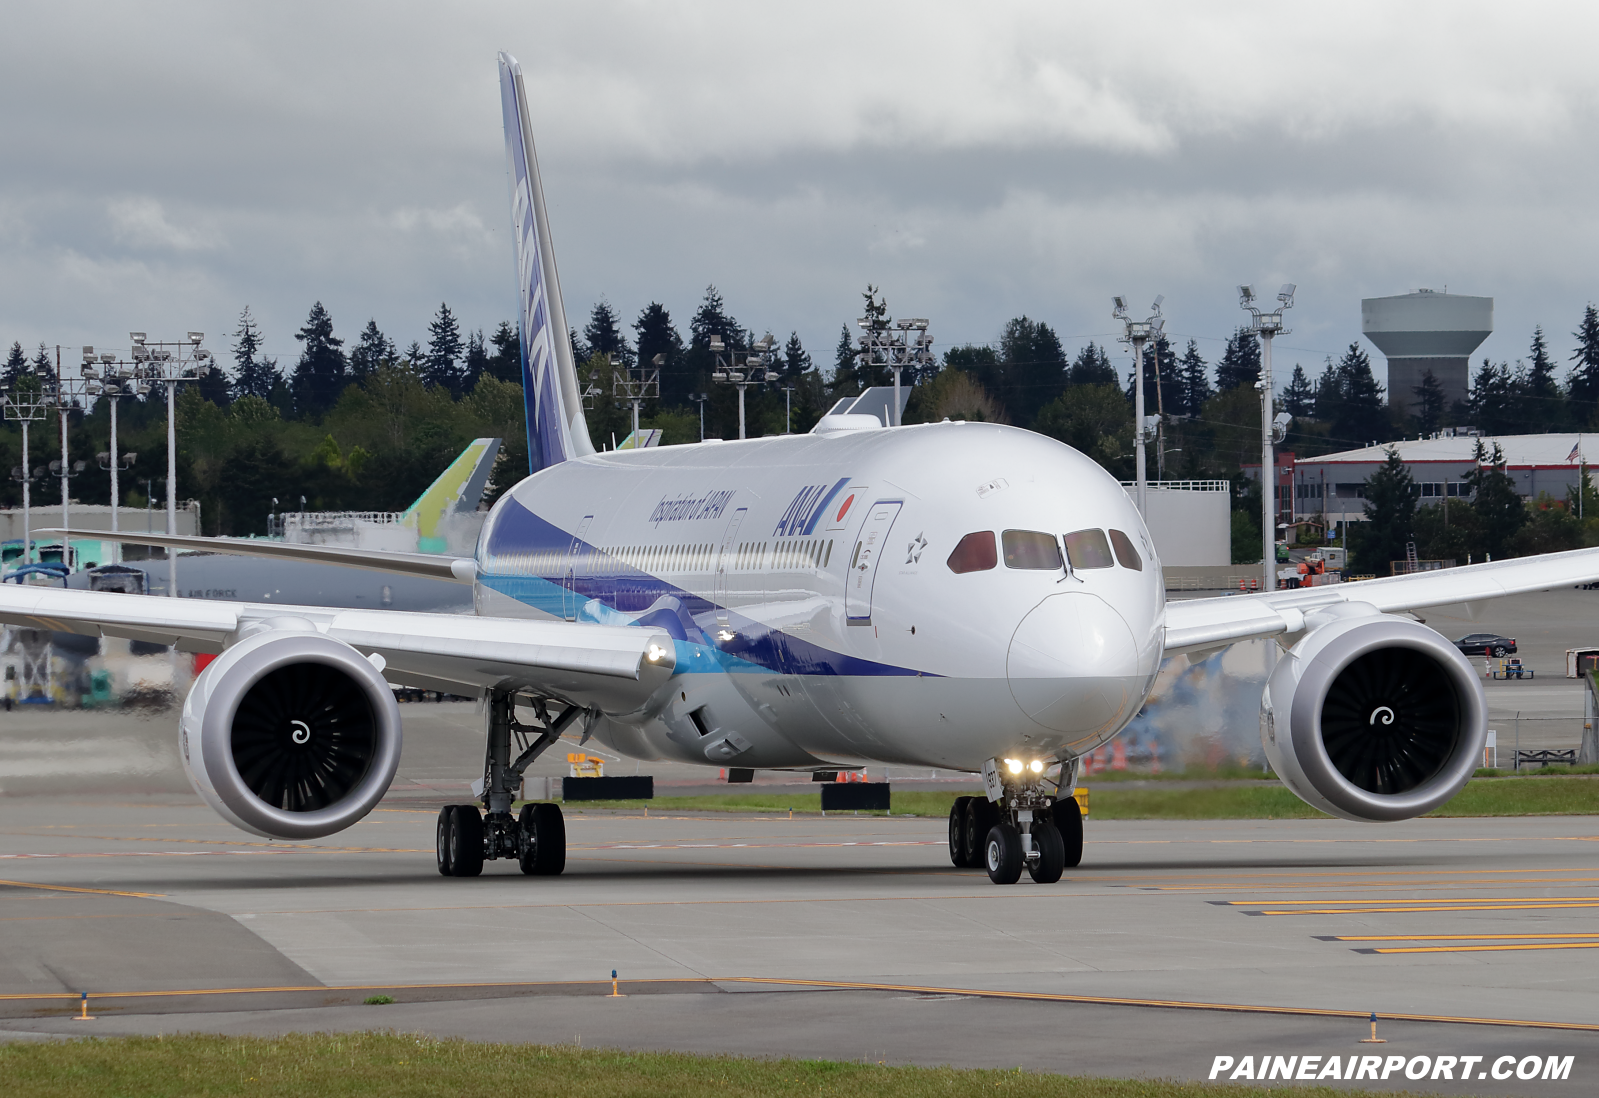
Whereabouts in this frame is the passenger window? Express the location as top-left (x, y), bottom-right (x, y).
top-left (946, 531), bottom-right (997, 574)
top-left (1064, 529), bottom-right (1114, 570)
top-left (1002, 530), bottom-right (1062, 570)
top-left (1108, 529), bottom-right (1142, 571)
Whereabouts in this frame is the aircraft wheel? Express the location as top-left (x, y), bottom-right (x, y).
top-left (448, 804), bottom-right (484, 877)
top-left (963, 798), bottom-right (995, 868)
top-left (1029, 820), bottom-right (1065, 884)
top-left (1054, 796), bottom-right (1084, 868)
top-left (948, 797), bottom-right (972, 867)
top-left (985, 823), bottom-right (1023, 885)
top-left (521, 802), bottom-right (566, 876)
top-left (435, 806), bottom-right (454, 876)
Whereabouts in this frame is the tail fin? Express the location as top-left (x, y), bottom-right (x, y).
top-left (498, 52), bottom-right (595, 473)
top-left (403, 437), bottom-right (503, 551)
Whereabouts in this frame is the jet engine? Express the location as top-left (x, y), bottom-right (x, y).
top-left (1261, 605), bottom-right (1486, 822)
top-left (179, 621), bottom-right (403, 839)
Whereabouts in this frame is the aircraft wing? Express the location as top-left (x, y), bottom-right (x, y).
top-left (1163, 546), bottom-right (1599, 654)
top-left (0, 584), bottom-right (674, 712)
top-left (38, 529), bottom-right (476, 584)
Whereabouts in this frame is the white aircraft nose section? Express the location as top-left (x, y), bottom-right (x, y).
top-left (1007, 592), bottom-right (1143, 736)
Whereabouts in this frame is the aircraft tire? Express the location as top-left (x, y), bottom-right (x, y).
top-left (985, 823), bottom-right (1023, 885)
top-left (1054, 796), bottom-right (1084, 868)
top-left (435, 806), bottom-right (454, 876)
top-left (449, 804), bottom-right (484, 877)
top-left (1028, 820), bottom-right (1065, 884)
top-left (963, 798), bottom-right (996, 868)
top-left (528, 802), bottom-right (566, 876)
top-left (948, 797), bottom-right (972, 866)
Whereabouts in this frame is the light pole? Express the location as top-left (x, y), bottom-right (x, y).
top-left (2, 374), bottom-right (49, 570)
top-left (1239, 283), bottom-right (1295, 591)
top-left (710, 334), bottom-right (776, 440)
top-left (81, 347), bottom-right (144, 566)
top-left (781, 384), bottom-right (796, 434)
top-left (131, 332), bottom-right (214, 594)
top-left (854, 288), bottom-right (932, 426)
top-left (689, 393), bottom-right (708, 442)
top-left (1112, 295), bottom-right (1165, 518)
top-left (611, 352), bottom-right (660, 443)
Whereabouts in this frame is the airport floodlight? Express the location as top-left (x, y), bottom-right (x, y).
top-left (187, 332), bottom-right (203, 344)
top-left (81, 364), bottom-right (98, 379)
top-left (100, 352), bottom-right (115, 364)
top-left (1239, 279), bottom-right (1295, 591)
top-left (82, 346), bottom-right (95, 362)
top-left (1112, 295), bottom-right (1128, 316)
top-left (1152, 294), bottom-right (1164, 310)
top-left (130, 332), bottom-right (146, 344)
top-left (708, 335), bottom-right (725, 353)
top-left (652, 353), bottom-right (665, 366)
top-left (1238, 285), bottom-right (1255, 305)
top-left (1115, 294), bottom-right (1167, 519)
top-left (1278, 284), bottom-right (1296, 304)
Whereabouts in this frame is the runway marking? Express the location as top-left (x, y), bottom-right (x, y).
top-left (1354, 942), bottom-right (1599, 955)
top-left (1319, 934), bottom-right (1599, 942)
top-left (1216, 896), bottom-right (1599, 905)
top-left (0, 878), bottom-right (163, 898)
top-left (0, 850), bottom-right (427, 860)
top-left (1243, 902), bottom-right (1599, 915)
top-left (4, 975), bottom-right (1598, 1033)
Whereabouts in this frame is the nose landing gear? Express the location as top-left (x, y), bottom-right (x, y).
top-left (952, 757), bottom-right (1082, 885)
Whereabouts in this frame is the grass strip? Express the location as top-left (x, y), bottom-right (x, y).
top-left (0, 1033), bottom-right (1424, 1098)
top-left (558, 775), bottom-right (1599, 821)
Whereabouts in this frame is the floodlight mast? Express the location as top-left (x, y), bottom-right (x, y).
top-left (131, 332), bottom-right (215, 592)
top-left (2, 370), bottom-right (51, 569)
top-left (1239, 283), bottom-right (1295, 591)
top-left (709, 334), bottom-right (776, 440)
top-left (1113, 296), bottom-right (1165, 518)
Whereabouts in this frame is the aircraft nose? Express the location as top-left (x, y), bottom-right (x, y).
top-left (1007, 592), bottom-right (1144, 736)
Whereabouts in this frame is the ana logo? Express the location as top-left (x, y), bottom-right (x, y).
top-left (836, 494), bottom-right (856, 522)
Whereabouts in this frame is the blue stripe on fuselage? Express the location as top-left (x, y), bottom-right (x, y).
top-left (480, 496), bottom-right (928, 678)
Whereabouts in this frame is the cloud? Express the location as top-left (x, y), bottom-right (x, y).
top-left (108, 197), bottom-right (219, 252)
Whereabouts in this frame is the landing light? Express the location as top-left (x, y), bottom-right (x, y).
top-left (1005, 758), bottom-right (1023, 775)
top-left (646, 643), bottom-right (667, 663)
top-left (716, 629), bottom-right (735, 642)
top-left (1029, 759), bottom-right (1044, 774)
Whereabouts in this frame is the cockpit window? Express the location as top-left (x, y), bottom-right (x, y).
top-left (1063, 528), bottom-right (1114, 570)
top-left (1002, 530), bottom-right (1062, 570)
top-left (1108, 529), bottom-right (1142, 571)
top-left (946, 531), bottom-right (997, 574)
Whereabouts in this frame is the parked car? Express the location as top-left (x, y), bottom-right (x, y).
top-left (1454, 632), bottom-right (1517, 657)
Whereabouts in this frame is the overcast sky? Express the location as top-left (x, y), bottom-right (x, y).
top-left (4, 2), bottom-right (1599, 394)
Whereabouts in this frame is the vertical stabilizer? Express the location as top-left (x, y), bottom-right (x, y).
top-left (403, 437), bottom-right (504, 554)
top-left (498, 52), bottom-right (595, 473)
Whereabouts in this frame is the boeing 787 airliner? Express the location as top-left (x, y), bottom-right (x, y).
top-left (6, 52), bottom-right (1599, 885)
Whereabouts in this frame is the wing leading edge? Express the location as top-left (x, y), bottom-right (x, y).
top-left (1164, 545), bottom-right (1599, 653)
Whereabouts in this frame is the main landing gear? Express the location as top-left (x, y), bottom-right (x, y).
top-left (947, 758), bottom-right (1083, 885)
top-left (436, 691), bottom-right (582, 878)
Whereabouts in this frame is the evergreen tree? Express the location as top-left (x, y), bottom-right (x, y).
top-left (487, 321), bottom-right (520, 383)
top-left (289, 301), bottom-right (346, 417)
top-left (348, 319), bottom-right (395, 381)
top-left (582, 300), bottom-right (633, 368)
top-left (634, 303), bottom-right (685, 405)
top-left (689, 285), bottom-right (742, 352)
top-left (1569, 304), bottom-right (1599, 424)
top-left (1312, 357), bottom-right (1341, 422)
top-left (1331, 342), bottom-right (1387, 446)
top-left (1412, 369), bottom-right (1445, 435)
top-left (1214, 327), bottom-right (1261, 392)
top-left (999, 316), bottom-right (1069, 422)
top-left (1519, 325), bottom-right (1562, 429)
top-left (1467, 440), bottom-right (1526, 559)
top-left (2, 341), bottom-right (25, 386)
top-left (30, 343), bottom-right (50, 376)
top-left (1468, 358), bottom-right (1516, 435)
top-left (1123, 334), bottom-right (1177, 426)
top-left (783, 331), bottom-right (811, 379)
top-left (1069, 341), bottom-right (1119, 388)
top-left (463, 329), bottom-right (488, 390)
top-left (1355, 447), bottom-right (1416, 575)
top-left (425, 302), bottom-right (465, 394)
top-left (1280, 363), bottom-right (1314, 417)
top-left (942, 344), bottom-right (1004, 412)
top-left (401, 341), bottom-right (425, 371)
top-left (828, 323), bottom-right (858, 396)
top-left (1176, 339), bottom-right (1210, 415)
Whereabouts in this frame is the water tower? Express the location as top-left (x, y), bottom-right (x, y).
top-left (1360, 290), bottom-right (1492, 417)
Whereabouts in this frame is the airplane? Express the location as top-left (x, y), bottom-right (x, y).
top-left (56, 438), bottom-right (502, 612)
top-left (5, 51), bottom-right (1599, 886)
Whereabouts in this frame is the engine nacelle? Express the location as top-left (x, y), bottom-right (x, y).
top-left (180, 622), bottom-right (403, 839)
top-left (1262, 605), bottom-right (1486, 822)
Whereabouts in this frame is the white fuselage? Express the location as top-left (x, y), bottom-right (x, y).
top-left (472, 421), bottom-right (1166, 772)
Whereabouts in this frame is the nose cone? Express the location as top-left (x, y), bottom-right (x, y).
top-left (1007, 592), bottom-right (1146, 738)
